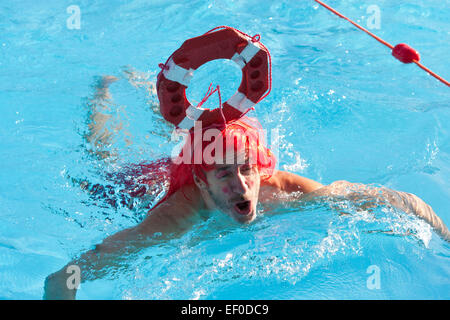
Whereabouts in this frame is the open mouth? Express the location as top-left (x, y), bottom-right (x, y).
top-left (234, 200), bottom-right (252, 215)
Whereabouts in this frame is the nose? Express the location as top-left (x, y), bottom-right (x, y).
top-left (230, 172), bottom-right (248, 195)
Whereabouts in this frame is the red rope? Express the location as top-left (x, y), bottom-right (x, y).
top-left (314, 0), bottom-right (449, 87)
top-left (196, 82), bottom-right (226, 126)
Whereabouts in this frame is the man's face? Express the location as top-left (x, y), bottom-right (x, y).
top-left (202, 159), bottom-right (261, 223)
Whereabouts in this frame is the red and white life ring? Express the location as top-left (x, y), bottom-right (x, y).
top-left (156, 27), bottom-right (270, 130)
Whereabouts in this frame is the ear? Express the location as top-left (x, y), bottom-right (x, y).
top-left (192, 169), bottom-right (207, 190)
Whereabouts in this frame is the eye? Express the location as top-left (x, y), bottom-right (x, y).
top-left (240, 165), bottom-right (254, 174)
top-left (216, 171), bottom-right (231, 179)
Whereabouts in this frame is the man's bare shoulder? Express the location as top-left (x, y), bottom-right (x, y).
top-left (261, 170), bottom-right (324, 194)
top-left (138, 184), bottom-right (205, 236)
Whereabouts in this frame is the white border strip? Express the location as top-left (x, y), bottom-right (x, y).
top-left (177, 105), bottom-right (205, 130)
top-left (177, 116), bottom-right (196, 130)
top-left (226, 92), bottom-right (255, 113)
top-left (163, 58), bottom-right (194, 87)
top-left (185, 105), bottom-right (205, 120)
top-left (231, 41), bottom-right (260, 69)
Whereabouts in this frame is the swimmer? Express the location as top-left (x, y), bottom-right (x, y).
top-left (43, 76), bottom-right (450, 300)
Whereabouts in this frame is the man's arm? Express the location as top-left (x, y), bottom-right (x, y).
top-left (43, 224), bottom-right (147, 300)
top-left (43, 185), bottom-right (203, 300)
top-left (261, 173), bottom-right (450, 241)
top-left (302, 180), bottom-right (450, 241)
top-left (374, 186), bottom-right (450, 241)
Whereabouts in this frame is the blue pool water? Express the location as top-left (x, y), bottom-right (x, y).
top-left (1, 0), bottom-right (449, 299)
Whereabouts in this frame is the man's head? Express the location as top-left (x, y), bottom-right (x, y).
top-left (176, 117), bottom-right (275, 223)
top-left (193, 153), bottom-right (262, 223)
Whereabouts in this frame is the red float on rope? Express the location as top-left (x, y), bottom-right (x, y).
top-left (314, 0), bottom-right (449, 87)
top-left (392, 43), bottom-right (420, 64)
